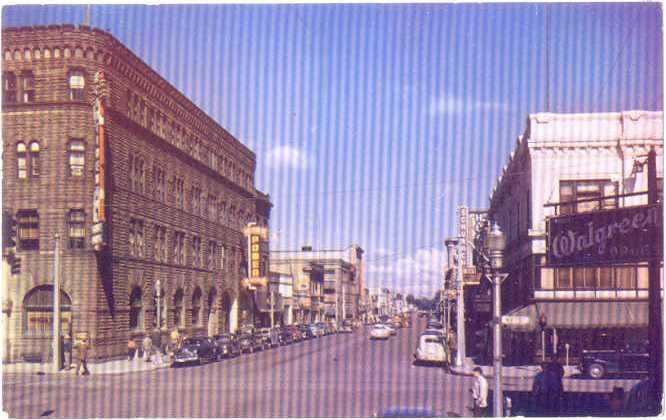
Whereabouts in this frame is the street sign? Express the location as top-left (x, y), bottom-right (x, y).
top-left (501, 315), bottom-right (531, 327)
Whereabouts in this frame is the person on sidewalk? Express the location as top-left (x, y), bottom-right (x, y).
top-left (142, 335), bottom-right (153, 363)
top-left (447, 330), bottom-right (457, 367)
top-left (127, 338), bottom-right (137, 361)
top-left (74, 336), bottom-right (90, 376)
top-left (531, 361), bottom-right (564, 416)
top-left (471, 367), bottom-right (488, 417)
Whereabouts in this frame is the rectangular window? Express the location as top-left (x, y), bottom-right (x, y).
top-left (559, 180), bottom-right (617, 215)
top-left (173, 231), bottom-right (186, 265)
top-left (555, 267), bottom-right (572, 289)
top-left (17, 210), bottom-right (39, 250)
top-left (154, 225), bottom-right (167, 262)
top-left (68, 70), bottom-right (85, 101)
top-left (615, 266), bottom-right (637, 289)
top-left (68, 139), bottom-right (85, 176)
top-left (68, 209), bottom-right (85, 249)
top-left (129, 218), bottom-right (144, 258)
top-left (3, 72), bottom-right (17, 103)
top-left (598, 267), bottom-right (613, 289)
top-left (153, 164), bottom-right (165, 202)
top-left (573, 266), bottom-right (595, 289)
top-left (129, 154), bottom-right (145, 194)
top-left (175, 177), bottom-right (184, 208)
top-left (192, 236), bottom-right (202, 267)
top-left (21, 71), bottom-right (35, 103)
top-left (207, 240), bottom-right (217, 270)
top-left (190, 185), bottom-right (201, 215)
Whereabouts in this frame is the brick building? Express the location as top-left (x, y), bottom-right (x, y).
top-left (2, 25), bottom-right (270, 362)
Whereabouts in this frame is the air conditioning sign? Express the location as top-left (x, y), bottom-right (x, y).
top-left (547, 205), bottom-right (662, 266)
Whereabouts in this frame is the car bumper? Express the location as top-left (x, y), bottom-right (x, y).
top-left (174, 355), bottom-right (199, 364)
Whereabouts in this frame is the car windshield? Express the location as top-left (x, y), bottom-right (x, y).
top-left (183, 338), bottom-right (202, 345)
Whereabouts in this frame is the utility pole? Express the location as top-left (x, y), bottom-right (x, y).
top-left (156, 278), bottom-right (161, 331)
top-left (270, 288), bottom-right (275, 328)
top-left (647, 147), bottom-right (663, 404)
top-left (53, 234), bottom-right (61, 372)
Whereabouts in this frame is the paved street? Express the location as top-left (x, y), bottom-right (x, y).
top-left (3, 320), bottom-right (473, 418)
top-left (2, 317), bottom-right (642, 418)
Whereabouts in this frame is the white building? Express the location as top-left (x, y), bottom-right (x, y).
top-left (487, 110), bottom-right (663, 363)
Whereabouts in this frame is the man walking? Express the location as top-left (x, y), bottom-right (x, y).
top-left (142, 334), bottom-right (153, 363)
top-left (74, 335), bottom-right (90, 376)
top-left (471, 367), bottom-right (489, 417)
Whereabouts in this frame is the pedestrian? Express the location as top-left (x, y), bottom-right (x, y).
top-left (447, 330), bottom-right (457, 366)
top-left (531, 361), bottom-right (564, 415)
top-left (127, 338), bottom-right (137, 361)
top-left (74, 335), bottom-right (90, 376)
top-left (142, 334), bottom-right (153, 362)
top-left (63, 333), bottom-right (72, 370)
top-left (471, 367), bottom-right (489, 417)
top-left (607, 386), bottom-right (625, 416)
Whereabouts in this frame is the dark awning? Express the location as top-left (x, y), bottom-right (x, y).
top-left (502, 301), bottom-right (648, 332)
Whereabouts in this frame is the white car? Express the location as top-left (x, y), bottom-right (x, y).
top-left (414, 332), bottom-right (447, 365)
top-left (369, 324), bottom-right (391, 340)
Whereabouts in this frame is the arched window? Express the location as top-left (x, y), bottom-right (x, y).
top-left (207, 288), bottom-right (217, 333)
top-left (174, 289), bottom-right (184, 328)
top-left (152, 282), bottom-right (167, 329)
top-left (29, 141), bottom-right (40, 177)
top-left (129, 287), bottom-right (143, 331)
top-left (16, 142), bottom-right (27, 179)
top-left (191, 287), bottom-right (202, 326)
top-left (23, 285), bottom-right (72, 336)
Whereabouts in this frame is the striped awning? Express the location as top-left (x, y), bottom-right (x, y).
top-left (503, 301), bottom-right (648, 332)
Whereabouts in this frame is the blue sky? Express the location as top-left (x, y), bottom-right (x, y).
top-left (3, 4), bottom-right (662, 297)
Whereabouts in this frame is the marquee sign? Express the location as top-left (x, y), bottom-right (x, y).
top-left (547, 204), bottom-right (662, 266)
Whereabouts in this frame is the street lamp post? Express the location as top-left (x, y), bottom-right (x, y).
top-left (486, 222), bottom-right (507, 418)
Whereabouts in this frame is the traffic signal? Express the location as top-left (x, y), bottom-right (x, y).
top-left (3, 211), bottom-right (17, 250)
top-left (10, 256), bottom-right (21, 275)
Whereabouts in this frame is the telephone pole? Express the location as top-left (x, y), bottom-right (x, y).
top-left (53, 234), bottom-right (62, 372)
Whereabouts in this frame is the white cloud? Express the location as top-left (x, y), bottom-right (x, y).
top-left (366, 247), bottom-right (447, 297)
top-left (266, 145), bottom-right (311, 170)
top-left (429, 95), bottom-right (505, 116)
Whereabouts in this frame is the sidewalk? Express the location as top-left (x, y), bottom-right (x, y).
top-left (3, 356), bottom-right (171, 375)
top-left (449, 357), bottom-right (581, 379)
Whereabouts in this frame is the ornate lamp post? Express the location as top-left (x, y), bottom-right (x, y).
top-left (486, 222), bottom-right (506, 417)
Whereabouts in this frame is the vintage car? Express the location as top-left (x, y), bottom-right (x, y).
top-left (413, 332), bottom-right (447, 366)
top-left (173, 337), bottom-right (217, 366)
top-left (580, 341), bottom-right (649, 379)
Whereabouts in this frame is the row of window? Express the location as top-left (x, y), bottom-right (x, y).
top-left (16, 140), bottom-right (85, 179)
top-left (14, 209), bottom-right (85, 250)
top-left (553, 265), bottom-right (640, 290)
top-left (130, 285), bottom-right (215, 331)
top-left (127, 151), bottom-right (254, 229)
top-left (128, 217), bottom-right (232, 272)
top-left (127, 92), bottom-right (254, 190)
top-left (4, 45), bottom-right (97, 62)
top-left (3, 69), bottom-right (85, 104)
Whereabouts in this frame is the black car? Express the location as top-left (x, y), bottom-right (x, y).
top-left (298, 324), bottom-right (314, 339)
top-left (213, 334), bottom-right (241, 359)
top-left (580, 341), bottom-right (649, 379)
top-left (277, 326), bottom-right (294, 345)
top-left (238, 333), bottom-right (263, 353)
top-left (173, 337), bottom-right (217, 366)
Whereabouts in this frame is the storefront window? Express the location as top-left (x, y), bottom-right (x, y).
top-left (598, 267), bottom-right (613, 289)
top-left (556, 268), bottom-right (572, 289)
top-left (573, 267), bottom-right (595, 289)
top-left (615, 266), bottom-right (637, 289)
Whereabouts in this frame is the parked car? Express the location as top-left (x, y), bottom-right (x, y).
top-left (213, 334), bottom-right (241, 359)
top-left (298, 324), bottom-right (314, 339)
top-left (256, 328), bottom-right (280, 348)
top-left (369, 324), bottom-right (391, 340)
top-left (276, 326), bottom-right (294, 345)
top-left (309, 324), bottom-right (325, 338)
top-left (173, 337), bottom-right (217, 366)
top-left (238, 333), bottom-right (263, 353)
top-left (580, 341), bottom-right (649, 379)
top-left (325, 322), bottom-right (338, 335)
top-left (315, 322), bottom-right (329, 335)
top-left (339, 320), bottom-right (354, 333)
top-left (414, 332), bottom-right (447, 366)
top-left (285, 325), bottom-right (303, 342)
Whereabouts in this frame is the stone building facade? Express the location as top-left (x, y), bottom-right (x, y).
top-left (2, 25), bottom-right (270, 362)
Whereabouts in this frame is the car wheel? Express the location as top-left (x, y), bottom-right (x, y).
top-left (588, 363), bottom-right (606, 379)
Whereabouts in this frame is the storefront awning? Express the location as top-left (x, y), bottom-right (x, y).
top-left (502, 301), bottom-right (648, 332)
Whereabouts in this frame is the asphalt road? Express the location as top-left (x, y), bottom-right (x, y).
top-left (3, 320), bottom-right (476, 418)
top-left (2, 318), bottom-right (641, 418)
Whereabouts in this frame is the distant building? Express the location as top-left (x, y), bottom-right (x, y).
top-left (270, 245), bottom-right (364, 323)
top-left (1, 25), bottom-right (271, 362)
top-left (485, 110), bottom-right (663, 364)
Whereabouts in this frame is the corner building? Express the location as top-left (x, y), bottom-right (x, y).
top-left (2, 25), bottom-right (270, 362)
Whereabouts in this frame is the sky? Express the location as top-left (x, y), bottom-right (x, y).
top-left (3, 3), bottom-right (662, 298)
